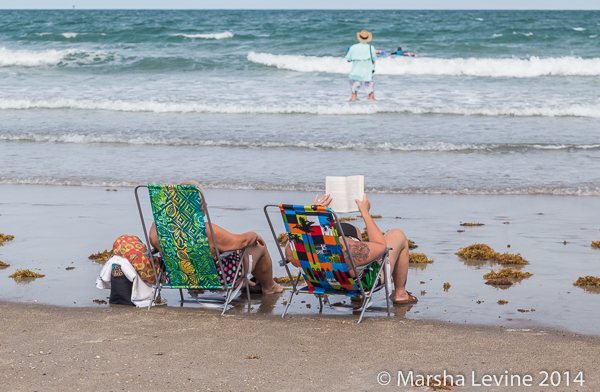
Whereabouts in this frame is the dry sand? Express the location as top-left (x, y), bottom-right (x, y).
top-left (1, 301), bottom-right (598, 391)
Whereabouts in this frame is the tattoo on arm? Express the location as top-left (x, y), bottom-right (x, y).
top-left (345, 242), bottom-right (370, 265)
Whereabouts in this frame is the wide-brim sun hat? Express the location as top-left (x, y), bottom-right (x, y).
top-left (357, 30), bottom-right (372, 43)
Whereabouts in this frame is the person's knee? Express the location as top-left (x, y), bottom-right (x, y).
top-left (385, 228), bottom-right (408, 249)
top-left (386, 228), bottom-right (406, 241)
top-left (251, 243), bottom-right (270, 262)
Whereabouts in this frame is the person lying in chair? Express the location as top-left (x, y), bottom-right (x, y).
top-left (284, 193), bottom-right (417, 305)
top-left (149, 181), bottom-right (283, 295)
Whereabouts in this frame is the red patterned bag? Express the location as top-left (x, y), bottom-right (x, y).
top-left (112, 235), bottom-right (160, 283)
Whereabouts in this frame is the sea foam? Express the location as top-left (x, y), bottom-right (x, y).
top-left (2, 98), bottom-right (600, 118)
top-left (173, 32), bottom-right (234, 39)
top-left (0, 47), bottom-right (81, 67)
top-left (247, 52), bottom-right (600, 78)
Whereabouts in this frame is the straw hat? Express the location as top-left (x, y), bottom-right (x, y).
top-left (356, 30), bottom-right (372, 43)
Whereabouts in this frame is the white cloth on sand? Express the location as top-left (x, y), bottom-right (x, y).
top-left (95, 255), bottom-right (159, 308)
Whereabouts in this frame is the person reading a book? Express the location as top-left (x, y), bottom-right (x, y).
top-left (284, 193), bottom-right (417, 305)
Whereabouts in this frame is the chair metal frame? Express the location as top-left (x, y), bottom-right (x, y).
top-left (264, 204), bottom-right (391, 323)
top-left (135, 184), bottom-right (251, 314)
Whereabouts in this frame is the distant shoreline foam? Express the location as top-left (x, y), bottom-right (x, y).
top-left (1, 98), bottom-right (600, 118)
top-left (1, 133), bottom-right (599, 152)
top-left (0, 178), bottom-right (598, 196)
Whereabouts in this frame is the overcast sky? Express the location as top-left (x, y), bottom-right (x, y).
top-left (4, 1), bottom-right (599, 10)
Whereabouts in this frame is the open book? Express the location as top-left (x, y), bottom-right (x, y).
top-left (325, 175), bottom-right (364, 213)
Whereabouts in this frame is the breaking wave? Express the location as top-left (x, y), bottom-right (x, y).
top-left (247, 52), bottom-right (600, 78)
top-left (0, 47), bottom-right (82, 67)
top-left (2, 98), bottom-right (600, 118)
top-left (0, 47), bottom-right (115, 67)
top-left (172, 31), bottom-right (234, 39)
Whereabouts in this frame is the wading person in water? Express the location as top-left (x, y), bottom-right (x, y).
top-left (345, 29), bottom-right (377, 101)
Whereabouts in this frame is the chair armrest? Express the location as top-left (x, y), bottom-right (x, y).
top-left (355, 258), bottom-right (380, 271)
top-left (219, 251), bottom-right (236, 259)
top-left (278, 259), bottom-right (291, 267)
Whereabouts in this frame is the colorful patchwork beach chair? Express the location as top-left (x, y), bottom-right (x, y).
top-left (135, 184), bottom-right (251, 313)
top-left (264, 204), bottom-right (391, 323)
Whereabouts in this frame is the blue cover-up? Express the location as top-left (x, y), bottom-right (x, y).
top-left (345, 43), bottom-right (377, 82)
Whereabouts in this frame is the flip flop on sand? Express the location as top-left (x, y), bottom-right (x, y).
top-left (392, 291), bottom-right (418, 305)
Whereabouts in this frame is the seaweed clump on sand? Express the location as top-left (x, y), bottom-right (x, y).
top-left (495, 252), bottom-right (529, 265)
top-left (338, 216), bottom-right (357, 222)
top-left (357, 214), bottom-right (382, 219)
top-left (456, 243), bottom-right (499, 260)
top-left (497, 300), bottom-right (508, 305)
top-left (484, 267), bottom-right (532, 280)
top-left (485, 278), bottom-right (513, 286)
top-left (409, 253), bottom-right (434, 263)
top-left (443, 282), bottom-right (451, 291)
top-left (9, 269), bottom-right (45, 279)
top-left (591, 241), bottom-right (600, 248)
top-left (89, 249), bottom-right (111, 264)
top-left (0, 260), bottom-right (10, 268)
top-left (408, 240), bottom-right (418, 250)
top-left (573, 276), bottom-right (600, 287)
top-left (273, 274), bottom-right (305, 286)
top-left (460, 222), bottom-right (484, 226)
top-left (0, 233), bottom-right (15, 246)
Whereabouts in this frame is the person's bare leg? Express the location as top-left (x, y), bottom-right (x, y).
top-left (350, 92), bottom-right (357, 101)
top-left (368, 92), bottom-right (375, 100)
top-left (384, 229), bottom-right (410, 301)
top-left (244, 243), bottom-right (283, 294)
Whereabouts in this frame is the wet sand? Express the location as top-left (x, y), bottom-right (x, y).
top-left (1, 301), bottom-right (599, 391)
top-left (1, 184), bottom-right (600, 335)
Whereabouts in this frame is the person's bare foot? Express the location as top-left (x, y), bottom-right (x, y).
top-left (261, 281), bottom-right (284, 294)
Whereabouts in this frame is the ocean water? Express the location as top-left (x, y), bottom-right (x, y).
top-left (1, 9), bottom-right (600, 194)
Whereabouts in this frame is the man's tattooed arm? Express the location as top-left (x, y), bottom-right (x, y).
top-left (344, 241), bottom-right (371, 266)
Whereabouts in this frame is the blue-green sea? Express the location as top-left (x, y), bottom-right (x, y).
top-left (0, 10), bottom-right (599, 194)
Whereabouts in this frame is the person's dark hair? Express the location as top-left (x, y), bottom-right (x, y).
top-left (339, 222), bottom-right (361, 241)
top-left (397, 47), bottom-right (402, 51)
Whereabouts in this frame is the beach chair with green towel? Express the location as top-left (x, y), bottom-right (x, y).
top-left (264, 204), bottom-right (391, 323)
top-left (135, 184), bottom-right (251, 313)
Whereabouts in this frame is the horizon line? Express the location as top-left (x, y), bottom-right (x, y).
top-left (1, 8), bottom-right (599, 11)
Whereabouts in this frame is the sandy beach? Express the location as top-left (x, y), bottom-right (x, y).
top-left (1, 301), bottom-right (599, 391)
top-left (1, 184), bottom-right (600, 336)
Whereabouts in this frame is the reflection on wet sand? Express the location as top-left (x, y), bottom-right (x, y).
top-left (577, 286), bottom-right (600, 295)
top-left (459, 258), bottom-right (498, 270)
top-left (409, 263), bottom-right (430, 271)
